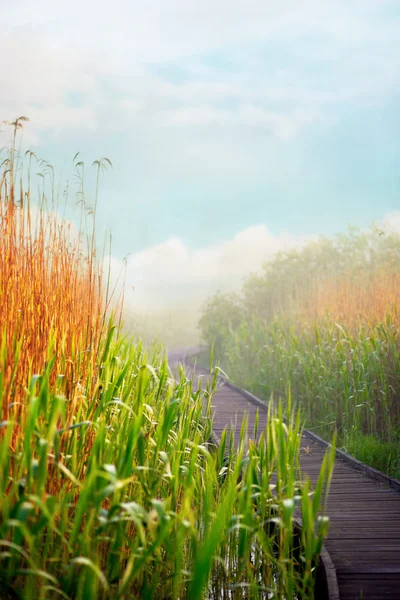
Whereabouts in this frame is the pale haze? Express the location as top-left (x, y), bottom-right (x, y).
top-left (2, 1), bottom-right (400, 316)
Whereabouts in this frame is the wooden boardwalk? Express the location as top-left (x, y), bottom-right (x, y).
top-left (169, 351), bottom-right (400, 600)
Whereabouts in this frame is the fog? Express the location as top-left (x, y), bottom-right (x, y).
top-left (109, 211), bottom-right (400, 347)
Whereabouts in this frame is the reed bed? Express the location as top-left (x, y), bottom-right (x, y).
top-left (0, 117), bottom-right (106, 429)
top-left (200, 229), bottom-right (400, 477)
top-left (0, 342), bottom-right (335, 598)
top-left (0, 120), bottom-right (334, 598)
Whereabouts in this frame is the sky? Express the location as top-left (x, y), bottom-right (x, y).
top-left (2, 1), bottom-right (400, 310)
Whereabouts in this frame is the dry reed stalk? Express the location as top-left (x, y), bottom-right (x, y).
top-left (0, 118), bottom-right (106, 430)
top-left (307, 271), bottom-right (400, 327)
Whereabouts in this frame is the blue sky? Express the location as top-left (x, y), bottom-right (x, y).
top-left (2, 0), bottom-right (400, 309)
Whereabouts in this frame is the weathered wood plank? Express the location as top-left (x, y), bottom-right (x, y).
top-left (171, 354), bottom-right (400, 600)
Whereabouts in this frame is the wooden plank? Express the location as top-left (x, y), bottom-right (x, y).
top-left (183, 361), bottom-right (400, 600)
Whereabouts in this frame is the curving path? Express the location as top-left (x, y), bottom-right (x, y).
top-left (169, 349), bottom-right (400, 600)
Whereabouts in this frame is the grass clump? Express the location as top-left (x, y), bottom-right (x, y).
top-left (199, 228), bottom-right (400, 478)
top-left (0, 348), bottom-right (335, 598)
top-left (0, 117), bottom-right (107, 427)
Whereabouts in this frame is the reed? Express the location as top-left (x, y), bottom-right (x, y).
top-left (0, 118), bottom-right (106, 430)
top-left (0, 341), bottom-right (335, 598)
top-left (200, 229), bottom-right (400, 477)
top-left (0, 120), bottom-right (334, 598)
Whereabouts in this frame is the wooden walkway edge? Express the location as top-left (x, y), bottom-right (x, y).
top-left (169, 349), bottom-right (400, 600)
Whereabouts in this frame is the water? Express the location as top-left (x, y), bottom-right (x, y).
top-left (208, 535), bottom-right (301, 600)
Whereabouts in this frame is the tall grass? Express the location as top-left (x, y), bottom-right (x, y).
top-left (0, 120), bottom-right (335, 598)
top-left (0, 341), bottom-right (335, 598)
top-left (0, 118), bottom-right (108, 426)
top-left (199, 228), bottom-right (400, 477)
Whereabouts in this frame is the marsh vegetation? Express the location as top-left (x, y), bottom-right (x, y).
top-left (0, 120), bottom-right (334, 599)
top-left (200, 227), bottom-right (400, 477)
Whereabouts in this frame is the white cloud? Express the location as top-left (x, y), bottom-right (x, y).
top-left (379, 211), bottom-right (400, 235)
top-left (0, 34), bottom-right (101, 142)
top-left (5, 1), bottom-right (396, 61)
top-left (107, 210), bottom-right (400, 314)
top-left (160, 104), bottom-right (316, 139)
top-left (107, 224), bottom-right (309, 311)
top-left (2, 1), bottom-right (399, 146)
